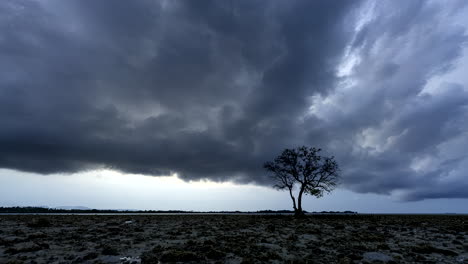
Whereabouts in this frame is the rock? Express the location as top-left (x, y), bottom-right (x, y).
top-left (348, 253), bottom-right (362, 260)
top-left (456, 253), bottom-right (468, 263)
top-left (256, 242), bottom-right (282, 251)
top-left (206, 248), bottom-right (225, 260)
top-left (5, 242), bottom-right (42, 254)
top-left (412, 244), bottom-right (458, 256)
top-left (134, 227), bottom-right (144, 232)
top-left (377, 243), bottom-right (390, 250)
top-left (65, 254), bottom-right (76, 260)
top-left (107, 226), bottom-right (121, 232)
top-left (71, 257), bottom-right (83, 264)
top-left (27, 232), bottom-right (47, 239)
top-left (334, 224), bottom-right (346, 230)
top-left (266, 224), bottom-right (276, 232)
top-left (432, 248), bottom-right (458, 256)
top-left (203, 239), bottom-right (216, 246)
top-left (338, 257), bottom-right (352, 264)
top-left (120, 256), bottom-right (141, 264)
top-left (102, 245), bottom-right (119, 255)
top-left (159, 250), bottom-right (201, 262)
top-left (83, 252), bottom-right (99, 260)
top-left (363, 252), bottom-right (393, 263)
top-left (36, 242), bottom-right (49, 249)
top-left (13, 230), bottom-right (25, 236)
top-left (1, 236), bottom-right (24, 246)
top-left (27, 218), bottom-right (51, 228)
top-left (140, 251), bottom-right (159, 264)
top-left (240, 257), bottom-right (255, 264)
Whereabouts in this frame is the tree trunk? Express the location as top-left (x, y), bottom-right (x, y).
top-left (288, 187), bottom-right (297, 211)
top-left (295, 185), bottom-right (305, 217)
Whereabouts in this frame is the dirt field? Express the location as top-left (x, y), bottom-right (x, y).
top-left (0, 214), bottom-right (467, 263)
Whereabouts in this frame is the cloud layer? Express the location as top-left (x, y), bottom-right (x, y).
top-left (1, 0), bottom-right (467, 200)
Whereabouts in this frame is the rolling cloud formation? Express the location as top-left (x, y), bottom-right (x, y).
top-left (1, 0), bottom-right (467, 200)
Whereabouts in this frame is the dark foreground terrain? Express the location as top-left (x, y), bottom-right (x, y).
top-left (0, 214), bottom-right (467, 263)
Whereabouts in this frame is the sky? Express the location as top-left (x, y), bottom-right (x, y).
top-left (1, 0), bottom-right (468, 213)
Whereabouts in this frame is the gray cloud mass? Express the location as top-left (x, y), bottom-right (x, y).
top-left (1, 0), bottom-right (467, 201)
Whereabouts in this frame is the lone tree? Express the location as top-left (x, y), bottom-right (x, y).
top-left (264, 146), bottom-right (339, 216)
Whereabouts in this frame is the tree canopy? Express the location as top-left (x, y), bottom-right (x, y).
top-left (264, 146), bottom-right (339, 216)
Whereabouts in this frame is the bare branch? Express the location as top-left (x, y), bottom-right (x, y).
top-left (264, 146), bottom-right (340, 215)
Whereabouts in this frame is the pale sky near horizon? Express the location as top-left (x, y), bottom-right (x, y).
top-left (1, 169), bottom-right (466, 213)
top-left (1, 0), bottom-right (468, 213)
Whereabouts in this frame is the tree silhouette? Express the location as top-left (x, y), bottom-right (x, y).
top-left (264, 146), bottom-right (339, 216)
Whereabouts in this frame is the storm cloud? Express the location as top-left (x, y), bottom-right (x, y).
top-left (1, 0), bottom-right (467, 201)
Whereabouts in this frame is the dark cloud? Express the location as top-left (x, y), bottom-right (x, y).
top-left (1, 0), bottom-right (467, 200)
top-left (309, 0), bottom-right (468, 200)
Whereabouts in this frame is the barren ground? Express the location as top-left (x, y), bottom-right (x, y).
top-left (0, 214), bottom-right (467, 263)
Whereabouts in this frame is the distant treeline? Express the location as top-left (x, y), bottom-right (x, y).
top-left (256, 210), bottom-right (357, 214)
top-left (0, 207), bottom-right (132, 214)
top-left (0, 207), bottom-right (357, 214)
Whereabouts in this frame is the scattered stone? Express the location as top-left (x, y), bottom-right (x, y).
top-left (456, 253), bottom-right (468, 263)
top-left (338, 256), bottom-right (352, 264)
top-left (334, 224), bottom-right (345, 230)
top-left (377, 243), bottom-right (390, 250)
top-left (266, 224), bottom-right (276, 232)
top-left (0, 236), bottom-right (23, 246)
top-left (65, 254), bottom-right (76, 260)
top-left (102, 245), bottom-right (119, 255)
top-left (83, 252), bottom-right (99, 260)
top-left (206, 248), bottom-right (225, 260)
top-left (120, 256), bottom-right (141, 264)
top-left (1, 214), bottom-right (467, 263)
top-left (13, 230), bottom-right (25, 236)
top-left (348, 253), bottom-right (362, 260)
top-left (8, 241), bottom-right (45, 254)
top-left (159, 250), bottom-right (201, 262)
top-left (71, 257), bottom-right (83, 263)
top-left (5, 260), bottom-right (26, 264)
top-left (27, 232), bottom-right (47, 239)
top-left (240, 257), bottom-right (255, 264)
top-left (363, 252), bottom-right (393, 263)
top-left (412, 244), bottom-right (458, 256)
top-left (27, 218), bottom-right (51, 228)
top-left (257, 242), bottom-right (282, 251)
